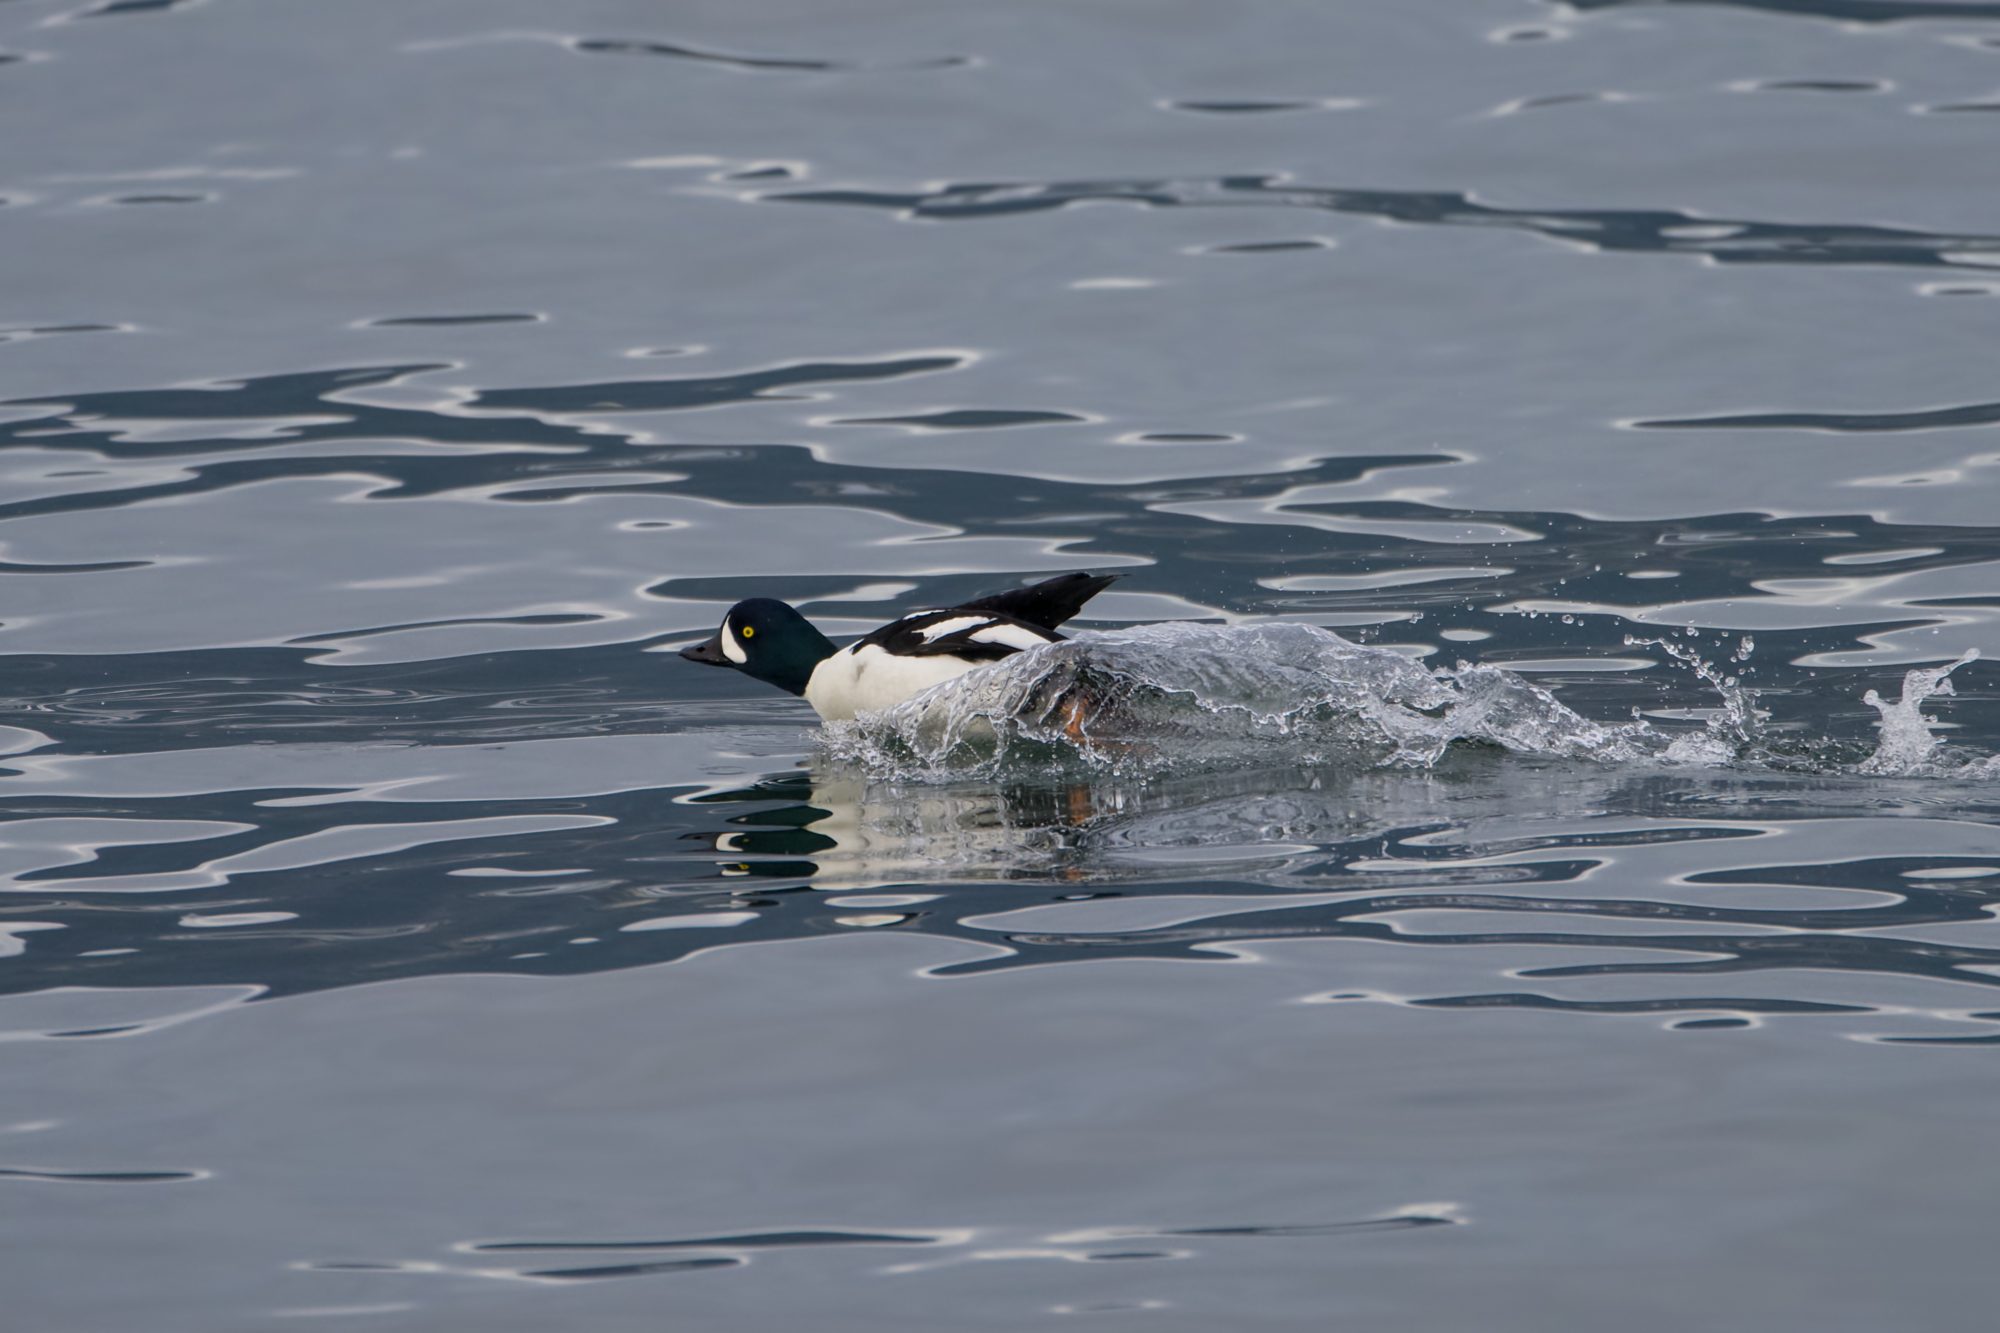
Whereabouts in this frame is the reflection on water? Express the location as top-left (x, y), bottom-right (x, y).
top-left (7, 739), bottom-right (2000, 1045)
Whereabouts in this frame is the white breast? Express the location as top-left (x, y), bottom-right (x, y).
top-left (803, 644), bottom-right (987, 722)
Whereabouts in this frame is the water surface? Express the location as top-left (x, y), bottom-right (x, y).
top-left (5, 1), bottom-right (2000, 1329)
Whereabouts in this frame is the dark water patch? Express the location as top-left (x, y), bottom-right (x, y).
top-left (1747, 80), bottom-right (1886, 93)
top-left (454, 1217), bottom-right (1446, 1285)
top-left (467, 354), bottom-right (965, 415)
top-left (1930, 101), bottom-right (2000, 113)
top-left (771, 174), bottom-right (2000, 270)
top-left (45, 1024), bottom-right (147, 1037)
top-left (570, 38), bottom-right (839, 72)
top-left (1504, 92), bottom-right (1612, 111)
top-left (1908, 594), bottom-right (2000, 611)
top-left (81, 0), bottom-right (198, 16)
top-left (286, 613), bottom-right (607, 646)
top-left (1204, 239), bottom-right (1330, 254)
top-left (1561, 0), bottom-right (2000, 22)
top-left (1163, 1214), bottom-right (1457, 1238)
top-left (112, 193), bottom-right (207, 205)
top-left (1638, 399), bottom-right (2000, 431)
top-left (366, 313), bottom-right (541, 328)
top-left (3, 363), bottom-right (445, 441)
top-left (570, 37), bottom-right (965, 73)
top-left (835, 408), bottom-right (1086, 430)
top-left (1674, 1017), bottom-right (1754, 1029)
top-left (525, 1256), bottom-right (740, 1280)
top-left (0, 1166), bottom-right (200, 1182)
top-left (474, 1229), bottom-right (940, 1253)
top-left (1170, 99), bottom-right (1320, 114)
top-left (0, 557), bottom-right (151, 574)
top-left (1135, 432), bottom-right (1236, 442)
top-left (1410, 993), bottom-right (1869, 1015)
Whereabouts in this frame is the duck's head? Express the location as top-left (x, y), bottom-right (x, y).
top-left (678, 598), bottom-right (837, 697)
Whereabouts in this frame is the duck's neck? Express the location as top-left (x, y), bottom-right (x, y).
top-left (764, 627), bottom-right (837, 697)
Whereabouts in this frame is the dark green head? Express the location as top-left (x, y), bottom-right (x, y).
top-left (678, 598), bottom-right (837, 697)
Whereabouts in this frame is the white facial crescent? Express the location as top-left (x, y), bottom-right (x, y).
top-left (720, 616), bottom-right (748, 664)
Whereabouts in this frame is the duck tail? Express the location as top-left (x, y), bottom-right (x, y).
top-left (961, 572), bottom-right (1121, 631)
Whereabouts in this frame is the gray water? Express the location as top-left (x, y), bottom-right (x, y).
top-left (6, 1), bottom-right (2000, 1328)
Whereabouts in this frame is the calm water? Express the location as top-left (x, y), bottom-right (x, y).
top-left (7, 1), bottom-right (2000, 1328)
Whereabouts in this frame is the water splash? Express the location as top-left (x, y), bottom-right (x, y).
top-left (1859, 650), bottom-right (1988, 776)
top-left (819, 623), bottom-right (1658, 779)
top-left (820, 624), bottom-right (1997, 783)
top-left (1624, 633), bottom-right (1768, 764)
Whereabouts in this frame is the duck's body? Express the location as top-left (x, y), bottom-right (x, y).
top-left (803, 608), bottom-right (1068, 720)
top-left (681, 572), bottom-right (1118, 722)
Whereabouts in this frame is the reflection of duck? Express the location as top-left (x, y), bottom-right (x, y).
top-left (714, 766), bottom-right (1395, 892)
top-left (785, 774), bottom-right (1093, 891)
top-left (679, 572), bottom-right (1118, 722)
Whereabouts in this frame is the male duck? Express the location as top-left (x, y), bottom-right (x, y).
top-left (680, 571), bottom-right (1119, 721)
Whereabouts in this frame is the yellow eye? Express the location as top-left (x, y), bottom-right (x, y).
top-left (741, 626), bottom-right (755, 639)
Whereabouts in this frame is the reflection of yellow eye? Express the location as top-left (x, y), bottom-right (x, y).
top-left (741, 626), bottom-right (755, 638)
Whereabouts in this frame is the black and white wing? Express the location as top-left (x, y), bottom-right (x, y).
top-left (857, 609), bottom-right (1063, 662)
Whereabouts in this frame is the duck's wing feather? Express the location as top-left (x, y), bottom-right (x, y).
top-left (855, 609), bottom-right (1061, 661)
top-left (957, 572), bottom-right (1120, 631)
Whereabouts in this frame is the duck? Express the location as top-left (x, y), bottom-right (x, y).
top-left (679, 571), bottom-right (1120, 722)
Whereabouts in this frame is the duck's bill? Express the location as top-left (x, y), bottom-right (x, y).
top-left (679, 635), bottom-right (730, 666)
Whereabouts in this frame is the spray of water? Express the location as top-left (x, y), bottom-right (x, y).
top-left (819, 623), bottom-right (1666, 779)
top-left (1622, 633), bottom-right (1768, 765)
top-left (815, 622), bottom-right (1995, 783)
top-left (1858, 650), bottom-right (1985, 776)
